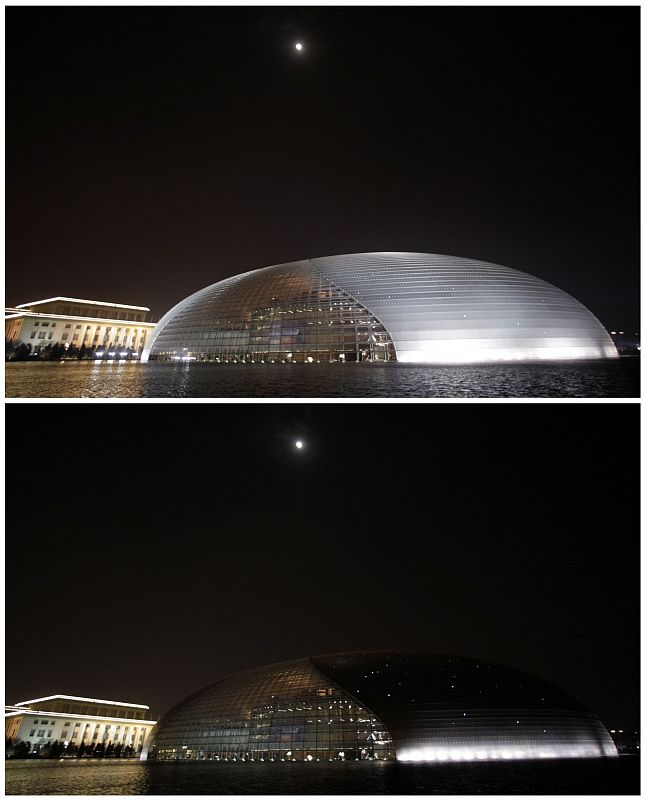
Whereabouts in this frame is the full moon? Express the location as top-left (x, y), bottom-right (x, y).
top-left (295, 42), bottom-right (304, 52)
top-left (295, 440), bottom-right (304, 449)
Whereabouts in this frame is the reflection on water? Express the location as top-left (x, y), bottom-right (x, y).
top-left (4, 756), bottom-right (640, 795)
top-left (4, 358), bottom-right (640, 398)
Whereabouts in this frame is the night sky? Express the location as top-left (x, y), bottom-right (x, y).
top-left (6, 404), bottom-right (639, 730)
top-left (6, 6), bottom-right (639, 330)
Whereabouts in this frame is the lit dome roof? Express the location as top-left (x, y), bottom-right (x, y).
top-left (143, 651), bottom-right (616, 764)
top-left (143, 253), bottom-right (616, 365)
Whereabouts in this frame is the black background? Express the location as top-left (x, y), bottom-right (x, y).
top-left (6, 403), bottom-right (639, 730)
top-left (6, 7), bottom-right (639, 330)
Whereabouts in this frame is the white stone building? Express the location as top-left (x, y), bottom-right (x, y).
top-left (5, 694), bottom-right (156, 755)
top-left (5, 297), bottom-right (156, 358)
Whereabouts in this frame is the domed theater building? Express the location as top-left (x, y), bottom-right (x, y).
top-left (142, 253), bottom-right (616, 365)
top-left (142, 652), bottom-right (616, 763)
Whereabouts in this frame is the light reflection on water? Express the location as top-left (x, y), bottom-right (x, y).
top-left (4, 359), bottom-right (640, 398)
top-left (4, 757), bottom-right (639, 795)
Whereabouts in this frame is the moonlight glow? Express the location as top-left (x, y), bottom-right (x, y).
top-left (295, 440), bottom-right (304, 449)
top-left (295, 42), bottom-right (303, 52)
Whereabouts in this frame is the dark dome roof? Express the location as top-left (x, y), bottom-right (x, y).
top-left (312, 651), bottom-right (588, 713)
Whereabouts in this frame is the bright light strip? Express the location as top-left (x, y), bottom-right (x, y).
top-left (397, 742), bottom-right (617, 762)
top-left (16, 297), bottom-right (150, 311)
top-left (5, 709), bottom-right (156, 725)
top-left (397, 342), bottom-right (617, 364)
top-left (5, 310), bottom-right (155, 327)
top-left (15, 694), bottom-right (149, 709)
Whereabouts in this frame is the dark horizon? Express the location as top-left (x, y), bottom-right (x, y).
top-left (6, 404), bottom-right (639, 732)
top-left (6, 6), bottom-right (640, 330)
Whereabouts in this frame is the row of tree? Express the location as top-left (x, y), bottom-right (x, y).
top-left (5, 342), bottom-right (139, 361)
top-left (6, 739), bottom-right (141, 759)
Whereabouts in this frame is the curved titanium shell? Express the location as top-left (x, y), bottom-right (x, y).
top-left (143, 652), bottom-right (616, 763)
top-left (143, 253), bottom-right (616, 365)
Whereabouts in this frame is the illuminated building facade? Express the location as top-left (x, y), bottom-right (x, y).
top-left (142, 253), bottom-right (617, 364)
top-left (5, 297), bottom-right (155, 358)
top-left (5, 694), bottom-right (156, 755)
top-left (142, 652), bottom-right (616, 763)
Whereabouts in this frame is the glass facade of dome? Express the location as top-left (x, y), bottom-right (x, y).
top-left (146, 262), bottom-right (395, 364)
top-left (145, 657), bottom-right (393, 763)
top-left (142, 652), bottom-right (617, 764)
top-left (143, 253), bottom-right (617, 365)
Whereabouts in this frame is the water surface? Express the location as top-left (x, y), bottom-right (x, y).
top-left (5, 358), bottom-right (640, 398)
top-left (4, 757), bottom-right (640, 795)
